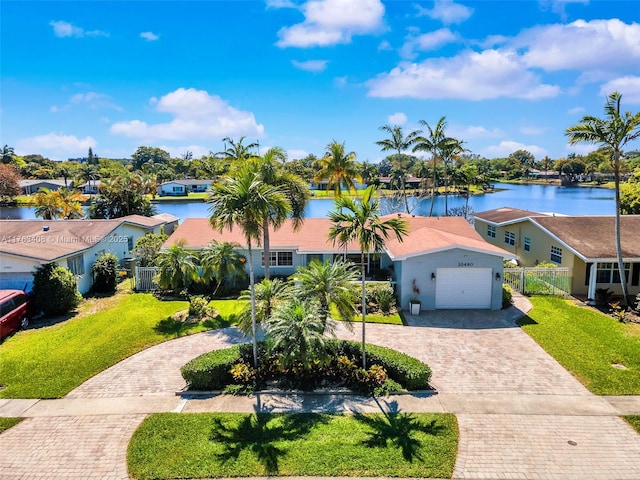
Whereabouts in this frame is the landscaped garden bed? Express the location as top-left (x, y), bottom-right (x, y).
top-left (128, 412), bottom-right (458, 479)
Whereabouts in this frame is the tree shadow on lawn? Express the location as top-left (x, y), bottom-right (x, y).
top-left (153, 317), bottom-right (203, 337)
top-left (354, 399), bottom-right (447, 462)
top-left (516, 314), bottom-right (538, 327)
top-left (209, 407), bottom-right (330, 475)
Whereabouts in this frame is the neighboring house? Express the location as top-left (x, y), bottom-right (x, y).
top-left (377, 176), bottom-right (424, 189)
top-left (474, 207), bottom-right (640, 299)
top-left (150, 213), bottom-right (180, 235)
top-left (0, 215), bottom-right (168, 294)
top-left (77, 180), bottom-right (103, 194)
top-left (308, 179), bottom-right (367, 191)
top-left (20, 179), bottom-right (70, 194)
top-left (165, 214), bottom-right (515, 310)
top-left (157, 180), bottom-right (214, 196)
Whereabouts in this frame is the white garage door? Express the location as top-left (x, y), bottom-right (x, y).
top-left (435, 268), bottom-right (492, 309)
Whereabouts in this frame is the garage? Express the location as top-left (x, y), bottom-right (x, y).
top-left (435, 268), bottom-right (493, 309)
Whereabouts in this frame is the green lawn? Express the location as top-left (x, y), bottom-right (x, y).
top-left (625, 415), bottom-right (640, 434)
top-left (329, 305), bottom-right (403, 325)
top-left (519, 296), bottom-right (640, 395)
top-left (0, 417), bottom-right (23, 433)
top-left (128, 412), bottom-right (458, 479)
top-left (0, 290), bottom-right (190, 398)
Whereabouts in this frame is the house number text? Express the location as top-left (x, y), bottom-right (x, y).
top-left (457, 262), bottom-right (474, 267)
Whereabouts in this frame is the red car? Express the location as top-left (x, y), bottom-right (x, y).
top-left (0, 290), bottom-right (30, 340)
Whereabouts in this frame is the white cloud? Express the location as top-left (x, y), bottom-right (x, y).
top-left (415, 0), bottom-right (473, 25)
top-left (400, 28), bottom-right (457, 58)
top-left (599, 76), bottom-right (640, 104)
top-left (140, 31), bottom-right (159, 41)
top-left (449, 124), bottom-right (504, 139)
top-left (159, 144), bottom-right (210, 159)
top-left (483, 140), bottom-right (548, 159)
top-left (110, 88), bottom-right (264, 141)
top-left (378, 40), bottom-right (392, 51)
top-left (540, 0), bottom-right (589, 20)
top-left (292, 59), bottom-right (328, 72)
top-left (51, 92), bottom-right (122, 112)
top-left (367, 49), bottom-right (560, 100)
top-left (50, 20), bottom-right (108, 38)
top-left (276, 0), bottom-right (385, 48)
top-left (516, 19), bottom-right (640, 72)
top-left (387, 112), bottom-right (407, 125)
top-left (564, 142), bottom-right (596, 156)
top-left (567, 106), bottom-right (586, 115)
top-left (15, 133), bottom-right (96, 160)
top-left (287, 149), bottom-right (310, 160)
top-left (266, 0), bottom-right (298, 8)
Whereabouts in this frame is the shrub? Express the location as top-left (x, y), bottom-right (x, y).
top-left (188, 295), bottom-right (209, 318)
top-left (502, 284), bottom-right (513, 309)
top-left (91, 253), bottom-right (119, 293)
top-left (596, 287), bottom-right (614, 306)
top-left (351, 282), bottom-right (397, 314)
top-left (180, 345), bottom-right (242, 390)
top-left (32, 263), bottom-right (82, 316)
top-left (375, 287), bottom-right (396, 315)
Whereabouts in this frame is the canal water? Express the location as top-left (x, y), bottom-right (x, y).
top-left (1, 183), bottom-right (615, 221)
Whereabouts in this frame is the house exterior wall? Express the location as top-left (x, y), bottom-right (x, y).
top-left (158, 183), bottom-right (187, 196)
top-left (396, 248), bottom-right (504, 310)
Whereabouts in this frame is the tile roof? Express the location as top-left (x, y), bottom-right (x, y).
top-left (474, 207), bottom-right (548, 225)
top-left (165, 214), bottom-right (515, 259)
top-left (531, 215), bottom-right (640, 260)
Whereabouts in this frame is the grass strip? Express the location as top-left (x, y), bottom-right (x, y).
top-left (624, 415), bottom-right (640, 434)
top-left (0, 417), bottom-right (23, 433)
top-left (128, 412), bottom-right (458, 479)
top-left (519, 296), bottom-right (640, 395)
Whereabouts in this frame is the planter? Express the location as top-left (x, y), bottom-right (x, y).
top-left (409, 301), bottom-right (421, 315)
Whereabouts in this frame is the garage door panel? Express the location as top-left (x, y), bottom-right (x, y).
top-left (436, 268), bottom-right (492, 309)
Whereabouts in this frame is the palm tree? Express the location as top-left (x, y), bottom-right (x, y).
top-left (292, 259), bottom-right (358, 332)
top-left (313, 141), bottom-right (361, 198)
top-left (413, 117), bottom-right (454, 216)
top-left (215, 136), bottom-right (260, 162)
top-left (566, 91), bottom-right (640, 306)
top-left (57, 188), bottom-right (84, 219)
top-left (249, 150), bottom-right (310, 279)
top-left (236, 278), bottom-right (289, 336)
top-left (440, 138), bottom-right (467, 215)
top-left (328, 185), bottom-right (408, 368)
top-left (155, 243), bottom-right (199, 292)
top-left (376, 125), bottom-right (421, 213)
top-left (199, 240), bottom-right (247, 296)
top-left (34, 188), bottom-right (63, 220)
top-left (207, 166), bottom-right (290, 366)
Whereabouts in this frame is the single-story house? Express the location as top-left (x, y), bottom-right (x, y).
top-left (0, 215), bottom-right (169, 294)
top-left (308, 179), bottom-right (367, 191)
top-left (150, 213), bottom-right (180, 235)
top-left (20, 179), bottom-right (70, 194)
top-left (157, 180), bottom-right (214, 196)
top-left (77, 180), bottom-right (103, 195)
top-left (378, 176), bottom-right (424, 189)
top-left (165, 214), bottom-right (516, 310)
top-left (473, 207), bottom-right (640, 299)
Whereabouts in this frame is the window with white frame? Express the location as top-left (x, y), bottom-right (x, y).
top-left (504, 231), bottom-right (516, 246)
top-left (550, 246), bottom-right (562, 264)
top-left (524, 237), bottom-right (531, 252)
top-left (261, 251), bottom-right (293, 267)
top-left (487, 225), bottom-right (496, 238)
top-left (596, 262), bottom-right (630, 284)
top-left (67, 254), bottom-right (85, 275)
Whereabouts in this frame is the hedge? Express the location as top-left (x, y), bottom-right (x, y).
top-left (180, 345), bottom-right (242, 391)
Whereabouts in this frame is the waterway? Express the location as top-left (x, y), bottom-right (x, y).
top-left (0, 183), bottom-right (615, 221)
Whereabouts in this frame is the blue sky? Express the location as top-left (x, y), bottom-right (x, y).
top-left (1, 0), bottom-right (639, 163)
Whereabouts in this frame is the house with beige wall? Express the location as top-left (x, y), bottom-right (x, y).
top-left (474, 207), bottom-right (640, 300)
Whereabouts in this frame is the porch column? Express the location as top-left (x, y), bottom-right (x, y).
top-left (587, 262), bottom-right (597, 304)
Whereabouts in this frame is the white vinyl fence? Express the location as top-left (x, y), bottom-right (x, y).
top-left (134, 266), bottom-right (159, 291)
top-left (503, 267), bottom-right (571, 296)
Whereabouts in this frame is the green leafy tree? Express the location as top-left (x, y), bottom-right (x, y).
top-left (57, 188), bottom-right (84, 219)
top-left (199, 240), bottom-right (247, 296)
top-left (155, 243), bottom-right (199, 292)
top-left (131, 146), bottom-right (170, 171)
top-left (566, 91), bottom-right (640, 305)
top-left (132, 232), bottom-right (168, 267)
top-left (207, 165), bottom-right (290, 366)
top-left (91, 253), bottom-right (119, 293)
top-left (32, 263), bottom-right (82, 316)
top-left (313, 140), bottom-right (361, 198)
top-left (376, 125), bottom-right (421, 213)
top-left (89, 173), bottom-right (155, 219)
top-left (34, 188), bottom-right (63, 220)
top-left (0, 164), bottom-right (22, 201)
top-left (621, 174), bottom-right (640, 214)
top-left (509, 149), bottom-right (536, 180)
top-left (236, 278), bottom-right (289, 336)
top-left (328, 185), bottom-right (408, 368)
top-left (1, 145), bottom-right (16, 165)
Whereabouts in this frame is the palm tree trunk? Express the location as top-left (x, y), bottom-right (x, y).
top-left (263, 218), bottom-right (271, 280)
top-left (361, 252), bottom-right (367, 370)
top-left (401, 177), bottom-right (409, 213)
top-left (248, 241), bottom-right (258, 366)
top-left (613, 154), bottom-right (629, 306)
top-left (444, 163), bottom-right (449, 215)
top-left (429, 158), bottom-right (437, 216)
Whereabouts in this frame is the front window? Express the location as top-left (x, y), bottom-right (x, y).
top-left (127, 236), bottom-right (133, 251)
top-left (550, 246), bottom-right (562, 264)
top-left (596, 262), bottom-right (630, 284)
top-left (524, 237), bottom-right (531, 252)
top-left (261, 251), bottom-right (293, 267)
top-left (487, 225), bottom-right (496, 238)
top-left (67, 254), bottom-right (85, 275)
top-left (504, 231), bottom-right (516, 246)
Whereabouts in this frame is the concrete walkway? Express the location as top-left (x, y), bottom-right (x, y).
top-left (1, 294), bottom-right (640, 480)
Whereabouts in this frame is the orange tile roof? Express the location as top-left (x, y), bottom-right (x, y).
top-left (165, 214), bottom-right (515, 259)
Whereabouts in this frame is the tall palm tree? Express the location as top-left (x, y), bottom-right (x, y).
top-left (156, 243), bottom-right (199, 292)
top-left (440, 138), bottom-right (467, 215)
top-left (250, 149), bottom-right (311, 279)
top-left (34, 188), bottom-right (63, 220)
top-left (313, 141), bottom-right (361, 198)
top-left (207, 166), bottom-right (290, 366)
top-left (413, 117), bottom-right (454, 216)
top-left (292, 259), bottom-right (358, 332)
top-left (376, 125), bottom-right (421, 213)
top-left (215, 136), bottom-right (260, 162)
top-left (566, 91), bottom-right (640, 306)
top-left (199, 240), bottom-right (247, 296)
top-left (236, 277), bottom-right (289, 336)
top-left (328, 185), bottom-right (408, 368)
